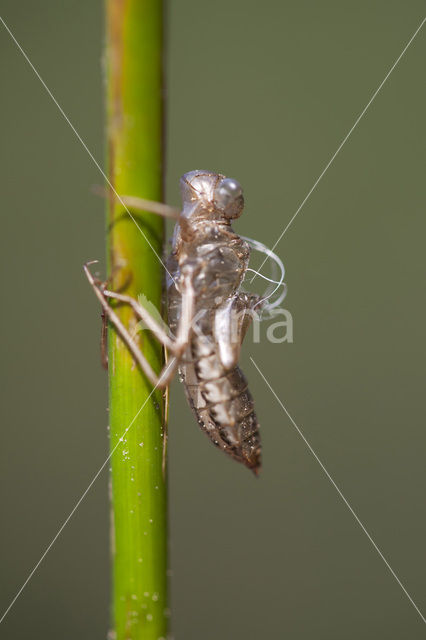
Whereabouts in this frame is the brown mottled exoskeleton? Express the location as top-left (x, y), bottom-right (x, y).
top-left (85, 171), bottom-right (269, 474)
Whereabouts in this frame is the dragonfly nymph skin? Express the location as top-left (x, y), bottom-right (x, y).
top-left (86, 170), bottom-right (267, 474)
top-left (167, 171), bottom-right (262, 474)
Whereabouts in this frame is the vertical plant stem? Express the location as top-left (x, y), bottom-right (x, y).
top-left (105, 1), bottom-right (167, 638)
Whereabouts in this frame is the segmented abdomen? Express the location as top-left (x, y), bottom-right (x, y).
top-left (181, 331), bottom-right (261, 474)
top-left (166, 228), bottom-right (261, 473)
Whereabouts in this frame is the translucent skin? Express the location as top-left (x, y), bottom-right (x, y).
top-left (166, 171), bottom-right (261, 473)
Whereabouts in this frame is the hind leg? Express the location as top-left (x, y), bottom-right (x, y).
top-left (84, 261), bottom-right (195, 389)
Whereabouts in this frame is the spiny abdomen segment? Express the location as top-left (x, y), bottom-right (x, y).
top-left (182, 346), bottom-right (261, 474)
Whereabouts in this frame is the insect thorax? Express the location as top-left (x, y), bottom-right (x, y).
top-left (167, 223), bottom-right (250, 333)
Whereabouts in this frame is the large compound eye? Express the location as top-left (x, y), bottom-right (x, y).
top-left (215, 178), bottom-right (244, 218)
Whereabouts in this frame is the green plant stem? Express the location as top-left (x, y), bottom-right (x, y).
top-left (105, 1), bottom-right (167, 638)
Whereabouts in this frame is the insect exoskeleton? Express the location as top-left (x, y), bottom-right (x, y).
top-left (167, 171), bottom-right (262, 474)
top-left (86, 170), bottom-right (287, 474)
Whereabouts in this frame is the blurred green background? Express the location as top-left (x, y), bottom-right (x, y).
top-left (1, 1), bottom-right (425, 638)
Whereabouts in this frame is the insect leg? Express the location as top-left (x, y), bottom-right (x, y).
top-left (93, 185), bottom-right (180, 220)
top-left (84, 263), bottom-right (195, 389)
top-left (154, 273), bottom-right (196, 387)
top-left (100, 308), bottom-right (108, 369)
top-left (119, 195), bottom-right (180, 220)
top-left (84, 262), bottom-right (159, 386)
top-left (100, 289), bottom-right (175, 352)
